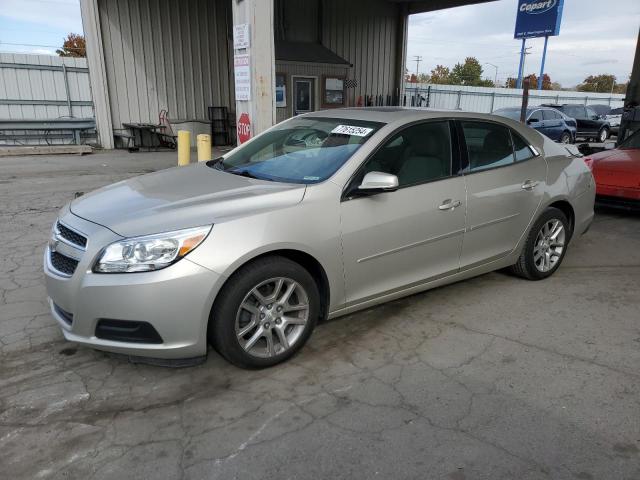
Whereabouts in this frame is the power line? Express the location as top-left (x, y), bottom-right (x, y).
top-left (0, 41), bottom-right (84, 51)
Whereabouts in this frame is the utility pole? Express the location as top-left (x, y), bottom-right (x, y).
top-left (413, 55), bottom-right (423, 80)
top-left (516, 41), bottom-right (532, 89)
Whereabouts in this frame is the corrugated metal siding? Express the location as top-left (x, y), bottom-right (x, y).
top-left (278, 0), bottom-right (402, 107)
top-left (98, 0), bottom-right (233, 130)
top-left (0, 53), bottom-right (93, 120)
top-left (275, 61), bottom-right (349, 122)
top-left (321, 0), bottom-right (400, 103)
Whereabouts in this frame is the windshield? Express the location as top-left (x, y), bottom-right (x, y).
top-left (493, 109), bottom-right (522, 121)
top-left (213, 117), bottom-right (384, 184)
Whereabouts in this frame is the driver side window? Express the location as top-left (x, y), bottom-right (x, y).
top-left (362, 121), bottom-right (452, 188)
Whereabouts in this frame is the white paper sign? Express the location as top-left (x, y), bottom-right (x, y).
top-left (234, 54), bottom-right (251, 101)
top-left (233, 24), bottom-right (250, 49)
top-left (331, 125), bottom-right (374, 137)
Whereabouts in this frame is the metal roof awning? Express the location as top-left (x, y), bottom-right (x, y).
top-left (388, 0), bottom-right (496, 15)
top-left (275, 41), bottom-right (351, 66)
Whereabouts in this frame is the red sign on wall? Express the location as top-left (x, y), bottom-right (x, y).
top-left (237, 113), bottom-right (251, 144)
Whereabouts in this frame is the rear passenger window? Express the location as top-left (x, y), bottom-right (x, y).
top-left (512, 132), bottom-right (536, 162)
top-left (363, 121), bottom-right (452, 187)
top-left (461, 121), bottom-right (514, 172)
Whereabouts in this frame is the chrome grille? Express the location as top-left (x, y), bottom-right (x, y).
top-left (48, 220), bottom-right (86, 277)
top-left (56, 222), bottom-right (87, 248)
top-left (50, 251), bottom-right (79, 276)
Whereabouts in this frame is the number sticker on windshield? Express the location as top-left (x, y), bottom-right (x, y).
top-left (331, 125), bottom-right (374, 137)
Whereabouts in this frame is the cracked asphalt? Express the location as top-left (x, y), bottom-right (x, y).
top-left (1, 150), bottom-right (639, 480)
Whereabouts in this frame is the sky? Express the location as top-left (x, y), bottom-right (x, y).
top-left (0, 0), bottom-right (83, 56)
top-left (0, 0), bottom-right (637, 88)
top-left (407, 0), bottom-right (640, 88)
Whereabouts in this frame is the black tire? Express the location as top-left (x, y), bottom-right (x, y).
top-left (208, 256), bottom-right (320, 369)
top-left (510, 207), bottom-right (571, 280)
top-left (559, 131), bottom-right (572, 144)
top-left (598, 127), bottom-right (609, 143)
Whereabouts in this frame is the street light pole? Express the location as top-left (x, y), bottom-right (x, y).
top-left (484, 62), bottom-right (498, 85)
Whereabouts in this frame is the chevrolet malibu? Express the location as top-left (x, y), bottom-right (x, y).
top-left (45, 108), bottom-right (595, 368)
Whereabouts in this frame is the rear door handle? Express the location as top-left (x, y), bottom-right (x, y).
top-left (439, 199), bottom-right (462, 211)
top-left (521, 180), bottom-right (539, 191)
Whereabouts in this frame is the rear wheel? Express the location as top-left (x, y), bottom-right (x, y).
top-left (209, 256), bottom-right (320, 369)
top-left (559, 131), bottom-right (572, 144)
top-left (510, 207), bottom-right (570, 280)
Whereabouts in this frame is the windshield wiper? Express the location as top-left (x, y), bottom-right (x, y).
top-left (206, 157), bottom-right (225, 170)
top-left (228, 169), bottom-right (273, 181)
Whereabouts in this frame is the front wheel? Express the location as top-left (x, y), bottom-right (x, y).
top-left (209, 256), bottom-right (320, 369)
top-left (559, 131), bottom-right (572, 144)
top-left (598, 127), bottom-right (609, 143)
top-left (510, 207), bottom-right (570, 280)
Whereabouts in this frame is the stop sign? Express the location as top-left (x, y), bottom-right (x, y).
top-left (237, 113), bottom-right (251, 144)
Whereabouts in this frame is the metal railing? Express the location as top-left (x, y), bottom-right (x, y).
top-left (403, 83), bottom-right (626, 114)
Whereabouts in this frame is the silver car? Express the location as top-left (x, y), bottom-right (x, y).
top-left (44, 108), bottom-right (595, 368)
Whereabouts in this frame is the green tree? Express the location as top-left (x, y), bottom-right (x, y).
top-left (56, 33), bottom-right (86, 58)
top-left (429, 65), bottom-right (451, 84)
top-left (577, 74), bottom-right (616, 93)
top-left (450, 57), bottom-right (483, 86)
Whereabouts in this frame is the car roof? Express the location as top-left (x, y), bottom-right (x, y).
top-left (302, 107), bottom-right (524, 124)
top-left (300, 106), bottom-right (545, 149)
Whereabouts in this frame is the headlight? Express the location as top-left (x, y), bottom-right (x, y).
top-left (94, 225), bottom-right (211, 273)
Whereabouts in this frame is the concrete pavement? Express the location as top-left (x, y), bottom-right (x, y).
top-left (1, 150), bottom-right (639, 479)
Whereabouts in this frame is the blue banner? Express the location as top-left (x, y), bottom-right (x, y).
top-left (514, 0), bottom-right (564, 39)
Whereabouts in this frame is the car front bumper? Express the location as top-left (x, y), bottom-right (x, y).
top-left (44, 210), bottom-right (225, 359)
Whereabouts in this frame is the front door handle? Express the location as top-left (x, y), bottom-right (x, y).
top-left (521, 180), bottom-right (539, 191)
top-left (439, 199), bottom-right (462, 211)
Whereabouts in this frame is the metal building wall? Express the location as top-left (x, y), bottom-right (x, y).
top-left (97, 0), bottom-right (233, 134)
top-left (321, 0), bottom-right (402, 103)
top-left (277, 0), bottom-right (404, 107)
top-left (275, 61), bottom-right (349, 123)
top-left (0, 53), bottom-right (93, 121)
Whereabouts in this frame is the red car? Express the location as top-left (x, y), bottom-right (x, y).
top-left (584, 130), bottom-right (640, 210)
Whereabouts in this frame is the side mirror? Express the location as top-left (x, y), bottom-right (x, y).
top-left (527, 118), bottom-right (541, 124)
top-left (358, 171), bottom-right (399, 193)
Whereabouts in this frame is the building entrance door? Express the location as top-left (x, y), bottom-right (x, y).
top-left (293, 78), bottom-right (314, 115)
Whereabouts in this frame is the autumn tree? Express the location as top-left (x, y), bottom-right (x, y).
top-left (506, 73), bottom-right (553, 90)
top-left (577, 74), bottom-right (616, 93)
top-left (450, 57), bottom-right (483, 85)
top-left (56, 33), bottom-right (86, 58)
top-left (429, 65), bottom-right (451, 84)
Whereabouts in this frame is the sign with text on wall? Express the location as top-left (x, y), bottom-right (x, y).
top-left (514, 0), bottom-right (564, 39)
top-left (234, 54), bottom-right (251, 101)
top-left (233, 23), bottom-right (250, 49)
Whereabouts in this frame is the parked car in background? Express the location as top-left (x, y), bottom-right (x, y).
top-left (589, 105), bottom-right (623, 136)
top-left (542, 104), bottom-right (610, 142)
top-left (606, 107), bottom-right (623, 135)
top-left (584, 128), bottom-right (640, 210)
top-left (493, 106), bottom-right (576, 143)
top-left (44, 108), bottom-right (595, 368)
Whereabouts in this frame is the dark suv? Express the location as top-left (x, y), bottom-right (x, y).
top-left (542, 104), bottom-right (610, 142)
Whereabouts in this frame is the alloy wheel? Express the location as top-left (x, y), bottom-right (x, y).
top-left (533, 219), bottom-right (566, 272)
top-left (235, 277), bottom-right (310, 358)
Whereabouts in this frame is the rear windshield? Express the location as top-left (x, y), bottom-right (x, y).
top-left (213, 117), bottom-right (384, 184)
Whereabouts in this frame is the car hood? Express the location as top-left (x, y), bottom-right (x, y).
top-left (70, 162), bottom-right (306, 237)
top-left (591, 149), bottom-right (640, 172)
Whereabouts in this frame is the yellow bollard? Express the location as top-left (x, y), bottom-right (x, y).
top-left (177, 130), bottom-right (191, 166)
top-left (197, 134), bottom-right (212, 162)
